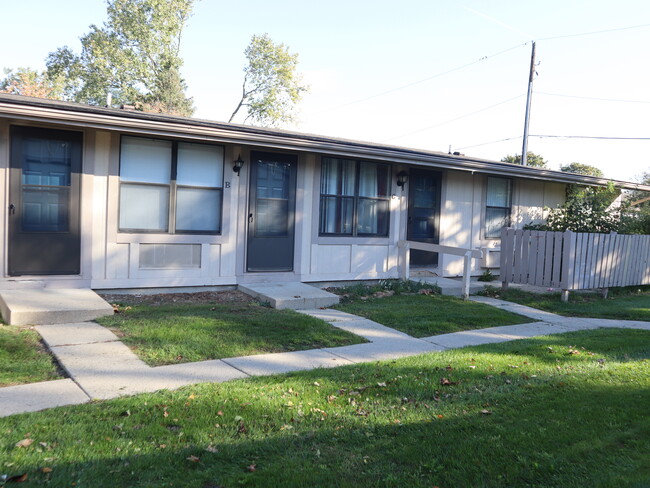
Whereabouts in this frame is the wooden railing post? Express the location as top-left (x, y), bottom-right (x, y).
top-left (462, 250), bottom-right (472, 300)
top-left (397, 241), bottom-right (410, 281)
top-left (560, 230), bottom-right (576, 302)
top-left (501, 227), bottom-right (510, 291)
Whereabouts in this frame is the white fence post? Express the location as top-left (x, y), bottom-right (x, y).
top-left (397, 241), bottom-right (410, 281)
top-left (560, 230), bottom-right (575, 302)
top-left (462, 250), bottom-right (472, 300)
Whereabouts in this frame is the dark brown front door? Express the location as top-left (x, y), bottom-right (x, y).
top-left (407, 169), bottom-right (442, 266)
top-left (8, 126), bottom-right (82, 275)
top-left (246, 151), bottom-right (297, 272)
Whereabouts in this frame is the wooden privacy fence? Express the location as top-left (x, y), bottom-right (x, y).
top-left (500, 228), bottom-right (650, 299)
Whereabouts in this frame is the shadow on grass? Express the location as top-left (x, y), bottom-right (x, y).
top-left (2, 329), bottom-right (650, 487)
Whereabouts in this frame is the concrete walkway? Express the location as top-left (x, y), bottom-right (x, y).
top-left (2, 297), bottom-right (649, 417)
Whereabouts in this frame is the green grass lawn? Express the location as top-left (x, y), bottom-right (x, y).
top-left (482, 285), bottom-right (650, 321)
top-left (334, 294), bottom-right (532, 337)
top-left (1, 328), bottom-right (649, 487)
top-left (0, 326), bottom-right (61, 387)
top-left (96, 302), bottom-right (366, 366)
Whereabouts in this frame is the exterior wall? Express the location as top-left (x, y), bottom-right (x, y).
top-left (438, 171), bottom-right (566, 277)
top-left (93, 130), bottom-right (240, 289)
top-left (303, 159), bottom-right (404, 282)
top-left (0, 118), bottom-right (566, 289)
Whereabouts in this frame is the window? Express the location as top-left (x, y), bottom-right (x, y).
top-left (485, 176), bottom-right (512, 238)
top-left (319, 157), bottom-right (390, 236)
top-left (119, 136), bottom-right (224, 233)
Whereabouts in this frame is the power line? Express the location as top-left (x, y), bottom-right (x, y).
top-left (537, 22), bottom-right (650, 42)
top-left (455, 135), bottom-right (521, 150)
top-left (537, 91), bottom-right (650, 104)
top-left (531, 134), bottom-right (650, 140)
top-left (308, 42), bottom-right (528, 116)
top-left (387, 94), bottom-right (524, 141)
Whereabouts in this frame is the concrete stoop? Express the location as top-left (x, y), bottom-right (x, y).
top-left (0, 288), bottom-right (114, 325)
top-left (238, 282), bottom-right (339, 310)
top-left (411, 276), bottom-right (488, 297)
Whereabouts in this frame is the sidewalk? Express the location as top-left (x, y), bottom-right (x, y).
top-left (2, 298), bottom-right (649, 417)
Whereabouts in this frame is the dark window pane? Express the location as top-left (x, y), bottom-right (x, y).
top-left (176, 188), bottom-right (221, 232)
top-left (22, 187), bottom-right (69, 231)
top-left (487, 177), bottom-right (511, 207)
top-left (359, 162), bottom-right (389, 197)
top-left (119, 183), bottom-right (170, 231)
top-left (413, 177), bottom-right (437, 209)
top-left (256, 199), bottom-right (289, 236)
top-left (357, 198), bottom-right (389, 236)
top-left (485, 207), bottom-right (510, 238)
top-left (321, 158), bottom-right (355, 196)
top-left (319, 196), bottom-right (354, 235)
top-left (257, 162), bottom-right (290, 199)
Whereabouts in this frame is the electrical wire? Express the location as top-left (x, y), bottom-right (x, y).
top-left (308, 42), bottom-right (529, 116)
top-left (455, 135), bottom-right (521, 150)
top-left (537, 91), bottom-right (650, 104)
top-left (387, 94), bottom-right (524, 141)
top-left (531, 134), bottom-right (650, 140)
top-left (537, 22), bottom-right (650, 42)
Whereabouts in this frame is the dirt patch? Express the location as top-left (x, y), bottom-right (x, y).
top-left (99, 290), bottom-right (255, 306)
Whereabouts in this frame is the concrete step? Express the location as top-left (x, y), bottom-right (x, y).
top-left (238, 282), bottom-right (339, 310)
top-left (0, 289), bottom-right (114, 325)
top-left (411, 277), bottom-right (489, 297)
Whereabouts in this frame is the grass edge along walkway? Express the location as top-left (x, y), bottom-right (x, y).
top-left (0, 325), bottom-right (61, 387)
top-left (334, 293), bottom-right (533, 337)
top-left (1, 327), bottom-right (649, 487)
top-left (97, 302), bottom-right (367, 366)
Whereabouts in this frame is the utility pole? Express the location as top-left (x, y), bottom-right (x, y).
top-left (521, 41), bottom-right (536, 166)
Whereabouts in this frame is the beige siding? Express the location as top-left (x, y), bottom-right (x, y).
top-left (0, 120), bottom-right (567, 288)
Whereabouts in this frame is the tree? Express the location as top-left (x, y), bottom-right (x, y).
top-left (529, 182), bottom-right (621, 233)
top-left (0, 67), bottom-right (64, 99)
top-left (560, 162), bottom-right (604, 177)
top-left (46, 0), bottom-right (194, 116)
top-left (619, 171), bottom-right (650, 234)
top-left (229, 33), bottom-right (308, 127)
top-left (501, 152), bottom-right (548, 168)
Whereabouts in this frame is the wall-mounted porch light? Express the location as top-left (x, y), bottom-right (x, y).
top-left (396, 170), bottom-right (408, 188)
top-left (233, 155), bottom-right (245, 176)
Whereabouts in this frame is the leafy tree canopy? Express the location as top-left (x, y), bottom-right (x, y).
top-left (560, 162), bottom-right (604, 177)
top-left (46, 0), bottom-right (194, 116)
top-left (501, 152), bottom-right (548, 168)
top-left (229, 33), bottom-right (308, 127)
top-left (0, 68), bottom-right (64, 99)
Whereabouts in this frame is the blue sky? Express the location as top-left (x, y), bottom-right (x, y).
top-left (2, 0), bottom-right (649, 181)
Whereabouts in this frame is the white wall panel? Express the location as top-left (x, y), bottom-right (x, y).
top-left (351, 245), bottom-right (388, 273)
top-left (310, 244), bottom-right (351, 274)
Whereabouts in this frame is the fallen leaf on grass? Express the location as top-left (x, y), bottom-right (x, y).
top-left (6, 473), bottom-right (28, 483)
top-left (480, 409), bottom-right (492, 415)
top-left (14, 439), bottom-right (33, 448)
top-left (440, 378), bottom-right (457, 386)
top-left (41, 467), bottom-right (53, 474)
top-left (187, 455), bottom-right (200, 463)
top-left (247, 464), bottom-right (256, 472)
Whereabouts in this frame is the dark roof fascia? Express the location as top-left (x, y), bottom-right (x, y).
top-left (1, 94), bottom-right (649, 192)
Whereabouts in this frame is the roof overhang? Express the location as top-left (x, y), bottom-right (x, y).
top-left (1, 94), bottom-right (649, 192)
